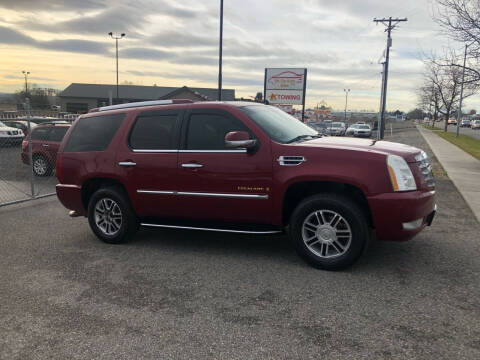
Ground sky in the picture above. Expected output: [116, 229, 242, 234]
[0, 0, 474, 111]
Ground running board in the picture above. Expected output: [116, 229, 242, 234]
[140, 223, 282, 235]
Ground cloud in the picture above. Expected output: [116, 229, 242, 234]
[0, 0, 105, 11]
[0, 26, 109, 54]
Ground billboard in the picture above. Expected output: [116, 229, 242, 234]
[264, 68, 307, 107]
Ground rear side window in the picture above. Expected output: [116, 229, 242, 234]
[64, 114, 125, 152]
[31, 128, 50, 141]
[129, 114, 177, 150]
[49, 127, 69, 142]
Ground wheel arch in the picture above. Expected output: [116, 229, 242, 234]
[81, 177, 129, 211]
[282, 180, 374, 229]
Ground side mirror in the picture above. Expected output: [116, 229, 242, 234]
[225, 131, 257, 149]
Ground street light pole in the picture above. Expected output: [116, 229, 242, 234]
[218, 0, 223, 101]
[22, 70, 30, 97]
[108, 32, 125, 101]
[344, 88, 350, 121]
[456, 43, 468, 138]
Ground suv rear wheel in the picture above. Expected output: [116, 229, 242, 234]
[33, 155, 52, 176]
[290, 194, 368, 270]
[87, 186, 139, 244]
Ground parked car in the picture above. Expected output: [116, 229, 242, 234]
[472, 120, 480, 129]
[21, 123, 71, 176]
[345, 124, 360, 136]
[460, 119, 471, 127]
[327, 122, 346, 136]
[55, 100, 436, 270]
[447, 118, 457, 125]
[353, 124, 372, 138]
[2, 120, 37, 136]
[0, 121, 24, 146]
[307, 121, 327, 135]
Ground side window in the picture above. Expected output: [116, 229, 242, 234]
[31, 128, 51, 141]
[49, 127, 69, 142]
[129, 114, 177, 150]
[64, 113, 125, 152]
[186, 114, 249, 150]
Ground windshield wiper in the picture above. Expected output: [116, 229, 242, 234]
[287, 134, 321, 143]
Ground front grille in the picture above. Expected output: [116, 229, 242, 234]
[415, 151, 435, 188]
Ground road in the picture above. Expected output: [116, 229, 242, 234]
[433, 121, 480, 140]
[1, 127, 479, 359]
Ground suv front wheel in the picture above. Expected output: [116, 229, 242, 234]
[87, 186, 139, 244]
[290, 194, 369, 270]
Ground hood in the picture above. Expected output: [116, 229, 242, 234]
[296, 136, 421, 162]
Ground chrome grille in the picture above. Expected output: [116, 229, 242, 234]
[415, 151, 434, 188]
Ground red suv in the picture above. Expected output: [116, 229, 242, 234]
[22, 122, 71, 176]
[56, 100, 436, 270]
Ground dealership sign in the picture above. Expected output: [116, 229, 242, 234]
[264, 68, 307, 106]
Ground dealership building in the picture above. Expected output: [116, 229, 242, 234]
[58, 83, 236, 113]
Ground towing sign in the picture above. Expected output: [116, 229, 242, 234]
[264, 68, 307, 106]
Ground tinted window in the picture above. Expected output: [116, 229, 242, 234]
[129, 114, 177, 150]
[186, 113, 249, 150]
[31, 128, 51, 141]
[49, 127, 69, 142]
[64, 114, 125, 152]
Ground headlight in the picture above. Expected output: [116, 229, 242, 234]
[387, 154, 417, 191]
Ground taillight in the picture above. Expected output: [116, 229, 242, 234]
[56, 154, 63, 182]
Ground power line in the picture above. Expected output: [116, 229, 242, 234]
[373, 17, 408, 139]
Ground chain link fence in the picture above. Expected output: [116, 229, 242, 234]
[0, 99, 75, 206]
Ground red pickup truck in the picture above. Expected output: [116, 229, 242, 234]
[56, 100, 436, 270]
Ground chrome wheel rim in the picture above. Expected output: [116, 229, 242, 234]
[94, 198, 122, 236]
[302, 210, 352, 258]
[33, 158, 47, 175]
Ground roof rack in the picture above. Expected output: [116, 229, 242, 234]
[89, 99, 195, 113]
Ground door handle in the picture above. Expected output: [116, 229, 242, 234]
[118, 161, 137, 167]
[42, 144, 49, 147]
[181, 163, 203, 168]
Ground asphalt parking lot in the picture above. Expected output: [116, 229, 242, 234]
[1, 127, 479, 359]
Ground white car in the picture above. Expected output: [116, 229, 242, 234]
[346, 124, 371, 138]
[472, 120, 480, 130]
[0, 121, 24, 146]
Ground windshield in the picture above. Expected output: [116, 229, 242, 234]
[331, 123, 342, 127]
[240, 105, 318, 143]
[359, 125, 370, 129]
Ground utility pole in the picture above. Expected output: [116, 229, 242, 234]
[373, 17, 407, 139]
[344, 89, 350, 121]
[218, 0, 224, 101]
[108, 32, 125, 101]
[456, 43, 468, 138]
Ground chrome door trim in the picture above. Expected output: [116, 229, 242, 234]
[181, 163, 204, 168]
[136, 190, 268, 199]
[118, 161, 137, 166]
[179, 149, 247, 153]
[177, 191, 268, 199]
[132, 149, 178, 153]
[137, 190, 175, 195]
[130, 149, 247, 153]
[141, 223, 281, 234]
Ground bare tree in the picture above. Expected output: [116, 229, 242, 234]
[434, 0, 480, 82]
[423, 51, 477, 131]
[417, 81, 442, 126]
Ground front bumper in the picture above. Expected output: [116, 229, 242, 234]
[368, 190, 436, 242]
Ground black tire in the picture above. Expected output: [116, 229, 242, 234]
[87, 186, 139, 244]
[290, 193, 369, 270]
[32, 154, 52, 177]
